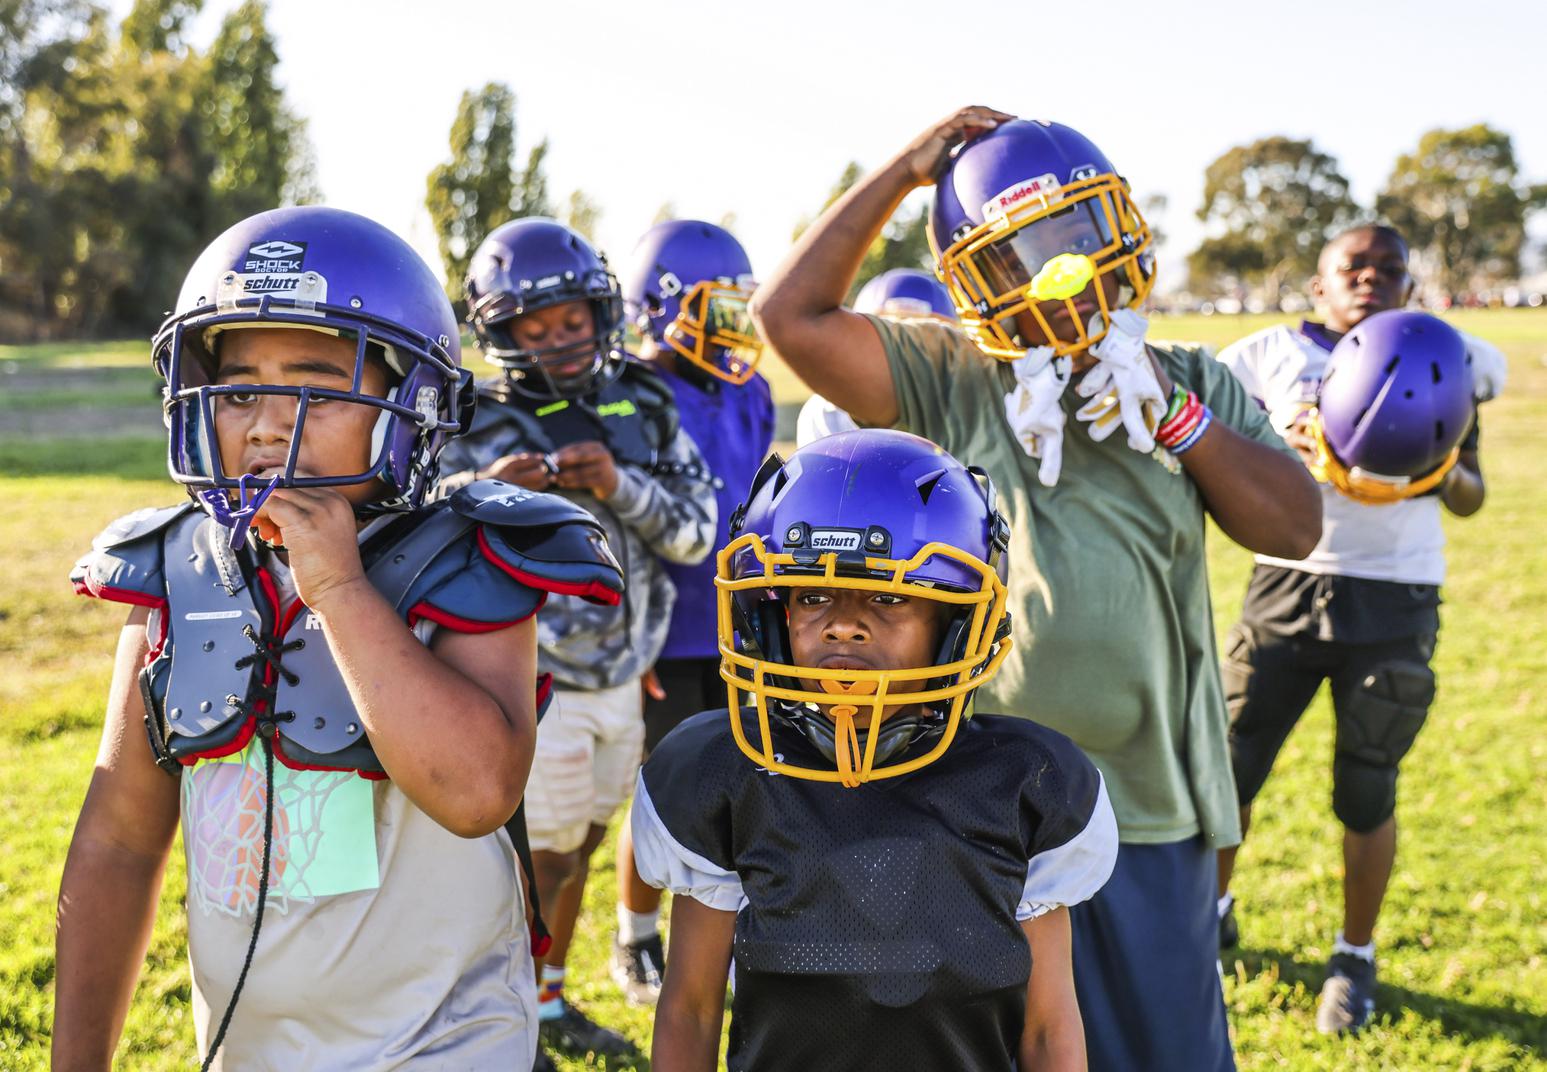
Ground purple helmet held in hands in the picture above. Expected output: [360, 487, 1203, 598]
[1311, 309, 1475, 503]
[853, 268, 958, 323]
[622, 219, 762, 386]
[929, 119, 1155, 361]
[717, 429, 1012, 787]
[466, 217, 627, 398]
[154, 206, 472, 537]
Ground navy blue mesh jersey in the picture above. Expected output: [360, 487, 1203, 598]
[634, 708, 1117, 1072]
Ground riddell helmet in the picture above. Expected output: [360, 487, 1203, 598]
[1309, 309, 1475, 504]
[718, 429, 1013, 787]
[466, 217, 626, 398]
[154, 206, 472, 537]
[622, 219, 762, 386]
[930, 119, 1155, 361]
[853, 268, 958, 323]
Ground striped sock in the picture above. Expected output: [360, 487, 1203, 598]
[537, 965, 565, 1021]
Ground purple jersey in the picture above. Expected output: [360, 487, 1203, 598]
[659, 369, 776, 660]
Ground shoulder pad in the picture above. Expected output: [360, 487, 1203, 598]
[617, 359, 680, 441]
[449, 480, 624, 605]
[70, 502, 196, 606]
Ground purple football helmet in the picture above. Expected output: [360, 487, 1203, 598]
[622, 219, 762, 386]
[929, 119, 1155, 360]
[466, 217, 626, 398]
[717, 429, 1013, 785]
[154, 206, 471, 540]
[1313, 309, 1475, 502]
[853, 268, 958, 322]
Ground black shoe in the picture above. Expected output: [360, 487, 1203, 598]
[539, 1003, 637, 1057]
[532, 1047, 558, 1072]
[1316, 952, 1377, 1035]
[611, 931, 666, 1006]
[1219, 898, 1239, 950]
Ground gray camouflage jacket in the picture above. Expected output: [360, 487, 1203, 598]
[434, 370, 717, 690]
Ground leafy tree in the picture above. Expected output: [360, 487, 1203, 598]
[1377, 124, 1546, 298]
[202, 0, 317, 225]
[425, 83, 555, 300]
[564, 188, 602, 242]
[794, 162, 931, 300]
[1188, 136, 1357, 298]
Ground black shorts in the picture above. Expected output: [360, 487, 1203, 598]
[643, 656, 724, 753]
[1225, 565, 1439, 809]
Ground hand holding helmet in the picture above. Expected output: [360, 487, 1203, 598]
[1464, 334, 1508, 403]
[1308, 310, 1474, 504]
[894, 105, 1016, 186]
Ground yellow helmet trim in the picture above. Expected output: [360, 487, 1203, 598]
[715, 533, 1012, 786]
[931, 172, 1155, 361]
[1306, 408, 1459, 505]
[663, 279, 763, 385]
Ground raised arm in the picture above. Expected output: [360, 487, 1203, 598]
[54, 608, 183, 1072]
[750, 106, 1013, 427]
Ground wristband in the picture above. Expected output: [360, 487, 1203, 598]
[1156, 390, 1203, 446]
[1169, 406, 1213, 455]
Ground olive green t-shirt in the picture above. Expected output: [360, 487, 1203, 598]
[868, 314, 1294, 847]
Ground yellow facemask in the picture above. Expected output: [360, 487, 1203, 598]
[931, 172, 1155, 361]
[663, 280, 764, 385]
[716, 533, 1012, 787]
[1306, 407, 1458, 505]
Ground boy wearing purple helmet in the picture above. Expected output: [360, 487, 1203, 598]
[1214, 224, 1492, 1035]
[610, 219, 776, 1005]
[53, 207, 623, 1070]
[638, 429, 1118, 1071]
[753, 107, 1323, 1071]
[437, 217, 717, 1065]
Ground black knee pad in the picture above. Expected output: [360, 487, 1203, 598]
[1332, 660, 1435, 832]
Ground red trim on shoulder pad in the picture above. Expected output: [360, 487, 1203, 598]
[532, 930, 553, 958]
[535, 672, 553, 711]
[272, 736, 389, 780]
[476, 527, 622, 607]
[182, 716, 258, 764]
[76, 578, 167, 610]
[407, 600, 538, 634]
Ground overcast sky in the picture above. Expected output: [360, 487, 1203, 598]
[120, 0, 1547, 290]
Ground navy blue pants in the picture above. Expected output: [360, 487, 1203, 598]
[1069, 836, 1234, 1072]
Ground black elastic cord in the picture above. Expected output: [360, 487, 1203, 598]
[200, 733, 275, 1071]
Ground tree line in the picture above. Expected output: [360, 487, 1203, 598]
[3, 9, 1543, 342]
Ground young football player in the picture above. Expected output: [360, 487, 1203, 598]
[53, 206, 623, 1071]
[796, 268, 958, 446]
[610, 219, 775, 1004]
[436, 217, 717, 1063]
[637, 428, 1118, 1072]
[1214, 225, 1493, 1034]
[751, 107, 1324, 1071]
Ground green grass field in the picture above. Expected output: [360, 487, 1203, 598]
[2, 311, 1543, 1069]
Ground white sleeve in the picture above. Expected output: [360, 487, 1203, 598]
[630, 772, 746, 912]
[1213, 335, 1264, 404]
[1460, 331, 1507, 403]
[795, 394, 860, 447]
[1015, 773, 1119, 921]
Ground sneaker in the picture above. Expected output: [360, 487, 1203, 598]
[1316, 952, 1377, 1035]
[1219, 899, 1239, 950]
[539, 1002, 637, 1057]
[611, 931, 666, 1005]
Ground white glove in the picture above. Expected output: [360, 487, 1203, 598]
[1463, 333, 1507, 403]
[1003, 346, 1071, 487]
[1074, 308, 1165, 453]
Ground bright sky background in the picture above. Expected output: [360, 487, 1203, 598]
[128, 0, 1547, 291]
